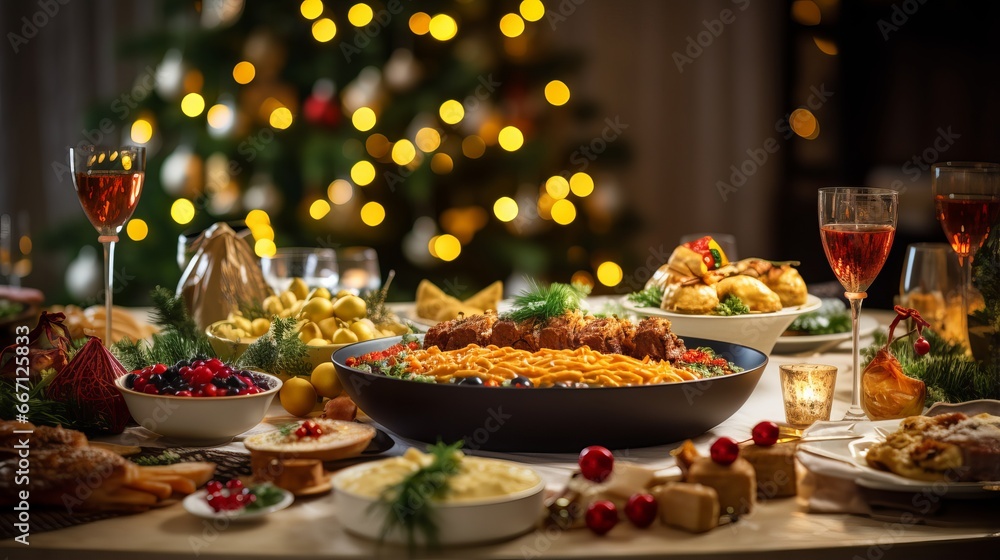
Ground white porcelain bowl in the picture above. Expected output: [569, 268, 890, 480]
[624, 294, 823, 354]
[332, 458, 545, 546]
[115, 371, 281, 444]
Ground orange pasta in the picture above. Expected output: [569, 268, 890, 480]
[407, 344, 699, 387]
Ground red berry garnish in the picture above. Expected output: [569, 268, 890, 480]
[585, 500, 619, 535]
[578, 446, 615, 483]
[206, 358, 225, 372]
[132, 378, 149, 392]
[175, 390, 192, 397]
[295, 426, 308, 438]
[205, 480, 223, 494]
[203, 383, 218, 397]
[216, 388, 229, 397]
[225, 479, 244, 491]
[914, 336, 930, 356]
[142, 384, 160, 395]
[152, 363, 168, 375]
[624, 493, 658, 528]
[710, 437, 740, 466]
[192, 366, 213, 387]
[751, 421, 780, 447]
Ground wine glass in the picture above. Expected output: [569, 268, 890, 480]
[69, 146, 146, 345]
[260, 247, 339, 294]
[818, 187, 898, 421]
[931, 162, 1000, 352]
[899, 242, 962, 343]
[336, 246, 381, 294]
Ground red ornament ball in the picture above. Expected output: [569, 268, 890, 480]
[914, 336, 930, 356]
[624, 493, 658, 528]
[585, 500, 619, 535]
[578, 446, 615, 483]
[710, 437, 740, 466]
[751, 421, 780, 447]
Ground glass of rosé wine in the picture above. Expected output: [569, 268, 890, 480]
[932, 162, 1000, 353]
[69, 146, 146, 346]
[818, 187, 897, 421]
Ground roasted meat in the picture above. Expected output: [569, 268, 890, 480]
[631, 317, 686, 362]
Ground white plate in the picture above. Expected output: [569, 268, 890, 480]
[798, 419, 998, 497]
[621, 293, 822, 320]
[182, 487, 294, 521]
[772, 314, 880, 355]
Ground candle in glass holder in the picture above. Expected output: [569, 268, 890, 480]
[779, 364, 837, 427]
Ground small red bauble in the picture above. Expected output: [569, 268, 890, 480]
[914, 336, 930, 356]
[585, 500, 619, 535]
[710, 437, 740, 465]
[578, 446, 615, 483]
[624, 493, 658, 528]
[751, 421, 780, 447]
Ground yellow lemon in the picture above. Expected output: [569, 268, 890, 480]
[302, 297, 335, 323]
[298, 321, 323, 343]
[279, 291, 298, 309]
[331, 327, 359, 344]
[309, 286, 332, 300]
[251, 318, 271, 336]
[349, 320, 376, 341]
[289, 277, 310, 300]
[279, 377, 317, 417]
[310, 362, 343, 398]
[332, 294, 367, 321]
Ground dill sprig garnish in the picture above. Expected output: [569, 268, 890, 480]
[236, 317, 311, 378]
[133, 450, 181, 466]
[627, 285, 664, 308]
[373, 441, 464, 552]
[504, 281, 589, 323]
[362, 270, 395, 325]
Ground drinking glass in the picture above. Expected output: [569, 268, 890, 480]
[69, 146, 146, 345]
[898, 242, 962, 344]
[818, 187, 897, 421]
[336, 246, 381, 294]
[931, 162, 1000, 351]
[260, 247, 338, 293]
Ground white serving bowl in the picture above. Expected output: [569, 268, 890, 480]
[625, 294, 823, 354]
[332, 458, 545, 546]
[115, 371, 282, 445]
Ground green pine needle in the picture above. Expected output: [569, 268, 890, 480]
[505, 281, 589, 323]
[236, 317, 311, 378]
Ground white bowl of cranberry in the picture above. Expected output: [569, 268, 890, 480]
[115, 358, 282, 444]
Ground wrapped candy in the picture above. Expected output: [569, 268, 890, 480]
[861, 307, 929, 420]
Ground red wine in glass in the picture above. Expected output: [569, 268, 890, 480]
[819, 224, 895, 293]
[934, 194, 1000, 257]
[74, 171, 144, 234]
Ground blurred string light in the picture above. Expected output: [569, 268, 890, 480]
[544, 80, 570, 106]
[245, 209, 270, 228]
[434, 234, 461, 261]
[791, 0, 821, 25]
[255, 238, 277, 258]
[499, 13, 525, 38]
[550, 198, 576, 225]
[352, 106, 377, 131]
[309, 199, 331, 219]
[269, 106, 293, 129]
[571, 270, 595, 290]
[790, 108, 820, 139]
[130, 119, 153, 144]
[545, 176, 569, 199]
[327, 179, 353, 205]
[813, 37, 838, 55]
[351, 160, 376, 185]
[348, 3, 373, 26]
[181, 93, 205, 117]
[428, 14, 457, 41]
[596, 261, 623, 287]
[300, 0, 323, 20]
[409, 12, 430, 35]
[361, 201, 385, 226]
[391, 139, 416, 165]
[366, 134, 390, 158]
[497, 126, 523, 151]
[415, 128, 441, 152]
[312, 18, 337, 42]
[126, 219, 148, 241]
[519, 0, 545, 22]
[537, 192, 555, 220]
[232, 61, 255, 84]
[462, 136, 486, 158]
[493, 197, 518, 222]
[207, 103, 234, 131]
[170, 198, 195, 224]
[430, 153, 453, 173]
[439, 99, 464, 124]
[570, 172, 594, 197]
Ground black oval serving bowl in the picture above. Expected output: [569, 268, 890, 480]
[332, 336, 767, 452]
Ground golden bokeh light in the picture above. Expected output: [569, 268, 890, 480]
[439, 99, 464, 124]
[813, 36, 838, 55]
[497, 126, 524, 151]
[391, 139, 417, 165]
[550, 198, 576, 225]
[309, 199, 331, 220]
[544, 80, 571, 106]
[130, 119, 153, 144]
[499, 13, 525, 38]
[415, 128, 442, 152]
[520, 0, 545, 21]
[327, 179, 353, 205]
[462, 136, 486, 158]
[434, 234, 461, 261]
[790, 108, 819, 139]
[570, 172, 595, 197]
[493, 197, 519, 222]
[351, 160, 377, 186]
[312, 18, 337, 42]
[300, 0, 323, 20]
[170, 198, 196, 225]
[348, 3, 373, 26]
[366, 133, 390, 158]
[245, 209, 270, 228]
[18, 236, 31, 255]
[254, 238, 277, 258]
[596, 261, 623, 287]
[545, 176, 570, 199]
[269, 107, 293, 129]
[126, 219, 148, 241]
[428, 14, 458, 41]
[250, 223, 274, 241]
[537, 192, 555, 220]
[571, 270, 595, 290]
[232, 61, 255, 84]
[351, 106, 377, 131]
[431, 153, 454, 174]
[360, 201, 385, 226]
[791, 0, 821, 25]
[427, 235, 440, 258]
[180, 93, 205, 117]
[206, 104, 233, 130]
[409, 12, 431, 35]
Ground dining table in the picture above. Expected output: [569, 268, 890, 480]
[3, 308, 998, 560]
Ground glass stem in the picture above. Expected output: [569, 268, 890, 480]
[958, 254, 971, 354]
[101, 238, 116, 346]
[845, 292, 866, 420]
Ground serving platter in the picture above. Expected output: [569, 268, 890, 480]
[622, 294, 822, 320]
[182, 487, 294, 521]
[773, 314, 879, 355]
[332, 336, 767, 452]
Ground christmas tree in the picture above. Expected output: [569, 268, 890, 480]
[57, 0, 637, 304]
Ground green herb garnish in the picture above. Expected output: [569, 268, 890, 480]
[373, 441, 464, 552]
[505, 281, 589, 323]
[714, 295, 750, 316]
[627, 285, 664, 308]
[237, 317, 311, 378]
[133, 451, 181, 466]
[363, 270, 395, 326]
[0, 299, 24, 319]
[246, 483, 286, 511]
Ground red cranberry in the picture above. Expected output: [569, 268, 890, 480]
[710, 437, 740, 466]
[226, 479, 243, 491]
[192, 366, 213, 386]
[203, 383, 218, 397]
[193, 389, 205, 397]
[914, 336, 930, 356]
[216, 388, 229, 397]
[206, 358, 224, 372]
[133, 378, 149, 392]
[142, 384, 160, 395]
[205, 480, 223, 494]
[175, 390, 192, 397]
[295, 426, 308, 438]
[752, 421, 780, 447]
[152, 363, 168, 375]
[578, 446, 615, 483]
[585, 500, 619, 535]
[624, 493, 658, 528]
